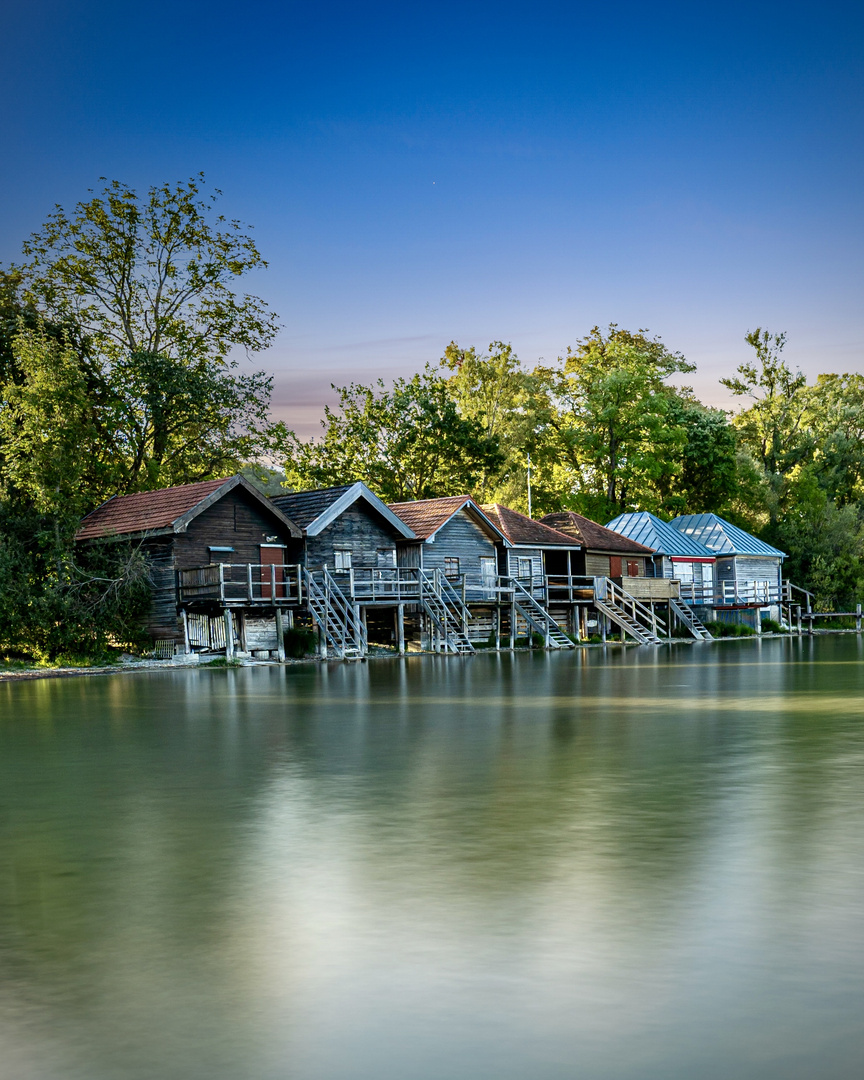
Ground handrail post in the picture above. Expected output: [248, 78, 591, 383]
[271, 563, 277, 602]
[247, 563, 253, 601]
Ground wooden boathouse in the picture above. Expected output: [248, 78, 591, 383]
[75, 476, 304, 656]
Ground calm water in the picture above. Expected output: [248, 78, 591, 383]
[1, 637, 863, 1080]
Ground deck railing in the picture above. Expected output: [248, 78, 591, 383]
[178, 563, 304, 605]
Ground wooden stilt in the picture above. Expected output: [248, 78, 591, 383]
[396, 604, 405, 655]
[181, 608, 191, 655]
[494, 606, 500, 651]
[224, 609, 235, 660]
[275, 608, 286, 661]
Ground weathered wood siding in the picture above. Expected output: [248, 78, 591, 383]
[145, 540, 181, 638]
[173, 487, 301, 569]
[585, 553, 611, 576]
[620, 576, 679, 600]
[505, 548, 543, 579]
[397, 542, 421, 568]
[734, 556, 782, 588]
[420, 511, 499, 586]
[305, 503, 403, 569]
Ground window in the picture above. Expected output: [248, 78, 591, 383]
[334, 550, 352, 570]
[675, 561, 694, 582]
[444, 557, 460, 579]
[627, 561, 640, 577]
[377, 548, 396, 568]
[517, 557, 533, 580]
[208, 546, 234, 564]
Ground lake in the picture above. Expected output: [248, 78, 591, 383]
[1, 636, 863, 1079]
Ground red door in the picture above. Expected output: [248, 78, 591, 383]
[609, 556, 623, 577]
[260, 545, 286, 600]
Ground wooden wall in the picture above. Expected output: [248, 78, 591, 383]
[305, 503, 404, 569]
[419, 511, 499, 586]
[174, 487, 302, 568]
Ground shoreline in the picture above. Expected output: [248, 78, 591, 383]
[1, 629, 859, 684]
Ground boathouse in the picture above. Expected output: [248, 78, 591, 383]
[539, 511, 653, 577]
[606, 511, 717, 604]
[388, 496, 509, 600]
[75, 476, 303, 653]
[669, 514, 785, 607]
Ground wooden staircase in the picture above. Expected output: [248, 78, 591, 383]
[508, 578, 575, 649]
[669, 597, 712, 640]
[594, 577, 663, 645]
[304, 569, 367, 658]
[419, 570, 475, 654]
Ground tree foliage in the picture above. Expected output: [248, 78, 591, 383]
[278, 366, 503, 502]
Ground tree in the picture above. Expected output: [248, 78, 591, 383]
[440, 340, 539, 507]
[535, 326, 695, 520]
[721, 328, 810, 522]
[9, 175, 279, 494]
[278, 366, 503, 501]
[654, 396, 739, 516]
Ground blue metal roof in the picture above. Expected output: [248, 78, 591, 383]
[669, 513, 786, 558]
[605, 511, 716, 559]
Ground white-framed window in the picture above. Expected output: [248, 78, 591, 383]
[517, 557, 533, 579]
[444, 557, 460, 579]
[334, 549, 352, 570]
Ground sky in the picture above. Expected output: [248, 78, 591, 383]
[1, 0, 862, 436]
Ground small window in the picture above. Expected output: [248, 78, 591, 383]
[377, 548, 396, 568]
[208, 546, 234, 564]
[517, 557, 533, 579]
[444, 557, 460, 579]
[627, 561, 640, 577]
[334, 550, 352, 570]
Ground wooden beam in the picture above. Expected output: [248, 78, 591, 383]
[275, 608, 286, 662]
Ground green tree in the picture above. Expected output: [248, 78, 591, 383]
[721, 328, 810, 522]
[805, 373, 864, 506]
[10, 175, 278, 494]
[278, 366, 503, 501]
[440, 340, 539, 507]
[655, 396, 739, 515]
[535, 326, 695, 519]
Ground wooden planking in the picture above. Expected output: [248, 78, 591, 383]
[506, 548, 543, 578]
[305, 503, 404, 569]
[419, 511, 499, 586]
[174, 486, 301, 568]
[734, 555, 781, 587]
[585, 553, 611, 576]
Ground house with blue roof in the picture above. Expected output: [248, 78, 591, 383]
[606, 511, 717, 605]
[669, 513, 785, 606]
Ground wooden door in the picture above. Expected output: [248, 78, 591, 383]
[609, 555, 623, 578]
[260, 545, 286, 600]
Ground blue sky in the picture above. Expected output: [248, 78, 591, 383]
[1, 0, 862, 435]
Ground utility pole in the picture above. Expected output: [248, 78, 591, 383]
[527, 453, 532, 518]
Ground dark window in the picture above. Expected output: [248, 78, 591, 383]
[444, 557, 460, 579]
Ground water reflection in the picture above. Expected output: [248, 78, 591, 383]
[0, 637, 863, 1079]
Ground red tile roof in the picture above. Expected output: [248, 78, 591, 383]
[389, 496, 496, 540]
[540, 511, 655, 555]
[481, 503, 580, 547]
[75, 478, 233, 540]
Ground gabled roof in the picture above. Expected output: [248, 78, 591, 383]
[388, 496, 509, 544]
[669, 513, 786, 558]
[606, 511, 716, 559]
[481, 503, 581, 548]
[76, 475, 302, 541]
[272, 482, 415, 539]
[540, 511, 655, 555]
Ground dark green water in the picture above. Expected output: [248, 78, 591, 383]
[1, 636, 863, 1080]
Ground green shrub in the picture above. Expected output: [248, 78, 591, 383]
[760, 618, 786, 634]
[284, 626, 318, 658]
[703, 620, 756, 638]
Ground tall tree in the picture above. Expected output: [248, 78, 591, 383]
[534, 326, 695, 519]
[9, 175, 278, 494]
[278, 366, 503, 502]
[720, 328, 810, 522]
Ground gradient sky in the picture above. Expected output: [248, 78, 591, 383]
[2, 0, 862, 436]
